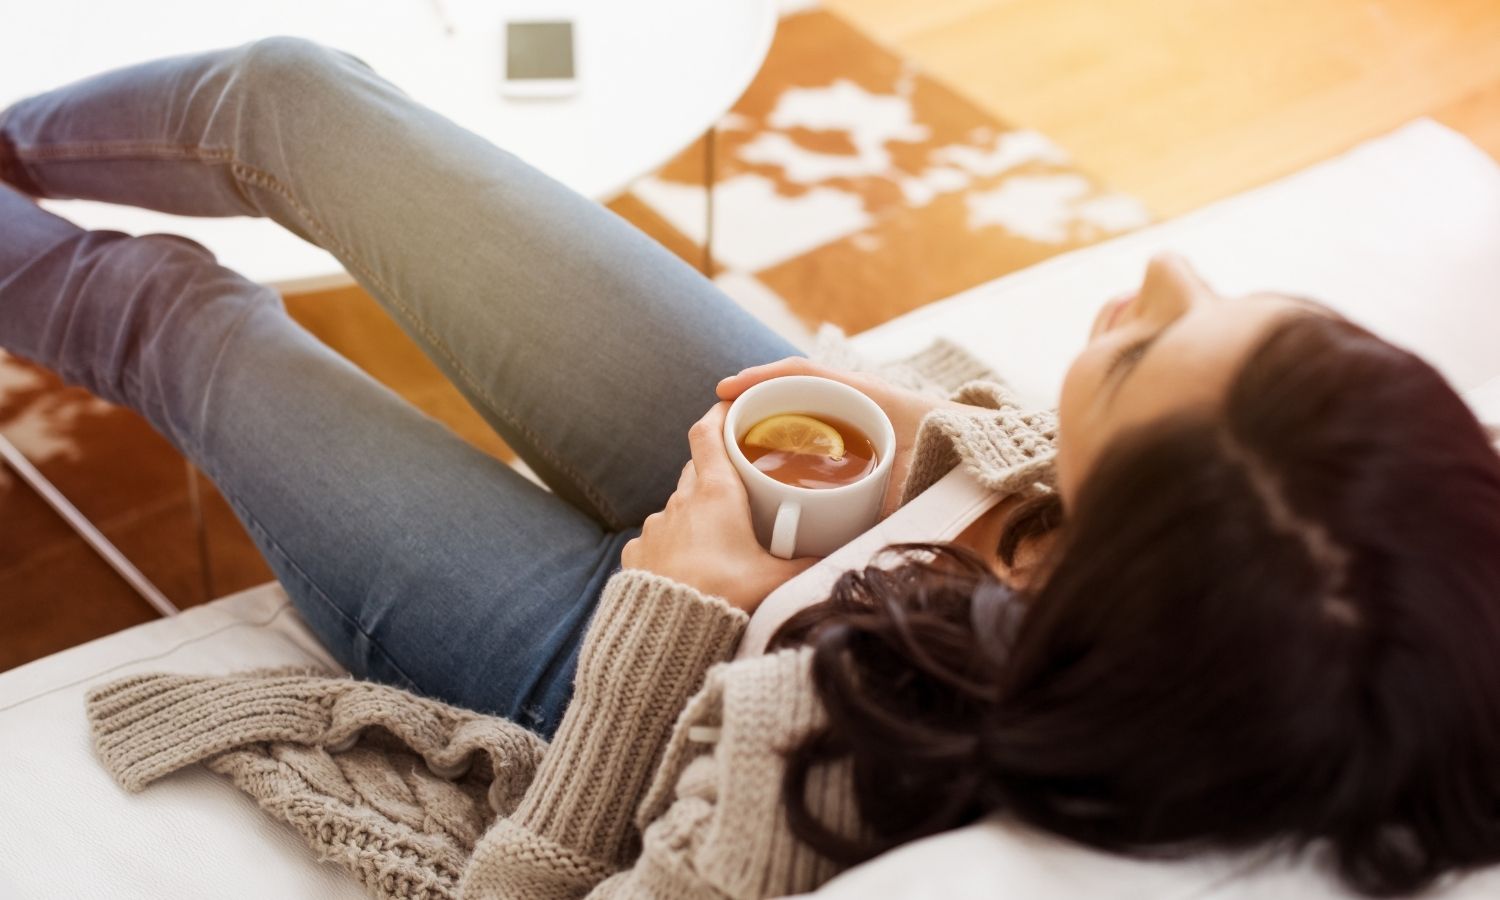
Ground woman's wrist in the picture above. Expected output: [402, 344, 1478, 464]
[575, 568, 747, 690]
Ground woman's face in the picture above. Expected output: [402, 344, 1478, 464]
[1055, 253, 1320, 503]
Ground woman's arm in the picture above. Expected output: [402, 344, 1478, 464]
[461, 403, 816, 898]
[460, 567, 748, 898]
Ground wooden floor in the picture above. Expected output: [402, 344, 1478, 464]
[3, 0, 1498, 670]
[825, 0, 1500, 216]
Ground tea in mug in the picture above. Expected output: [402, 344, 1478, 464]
[738, 413, 877, 489]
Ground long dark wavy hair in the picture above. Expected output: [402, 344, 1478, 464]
[768, 313, 1500, 897]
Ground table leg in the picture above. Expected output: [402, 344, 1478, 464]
[0, 433, 179, 617]
[702, 120, 718, 276]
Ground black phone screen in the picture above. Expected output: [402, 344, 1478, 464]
[506, 21, 575, 80]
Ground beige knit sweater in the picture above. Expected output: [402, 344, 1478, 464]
[85, 332, 1058, 900]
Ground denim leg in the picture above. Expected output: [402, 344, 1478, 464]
[0, 183, 626, 737]
[0, 36, 802, 530]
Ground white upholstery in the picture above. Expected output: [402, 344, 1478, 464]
[804, 817, 1500, 899]
[2, 118, 1498, 898]
[0, 587, 361, 899]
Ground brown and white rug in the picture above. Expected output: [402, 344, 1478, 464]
[0, 2, 1149, 668]
[611, 4, 1150, 342]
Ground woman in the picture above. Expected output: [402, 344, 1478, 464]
[9, 38, 1500, 899]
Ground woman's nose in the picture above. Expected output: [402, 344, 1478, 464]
[1136, 252, 1218, 321]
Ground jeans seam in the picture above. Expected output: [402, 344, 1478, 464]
[12, 138, 625, 528]
[14, 142, 233, 162]
[225, 159, 625, 529]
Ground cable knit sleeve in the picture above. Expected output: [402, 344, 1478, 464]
[460, 568, 748, 899]
[580, 648, 861, 900]
[897, 379, 1059, 506]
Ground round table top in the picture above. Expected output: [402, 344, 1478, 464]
[3, 0, 775, 291]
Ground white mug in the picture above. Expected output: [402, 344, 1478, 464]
[723, 375, 896, 559]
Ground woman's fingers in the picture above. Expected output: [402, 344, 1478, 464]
[686, 402, 737, 489]
[715, 356, 826, 400]
[621, 402, 829, 612]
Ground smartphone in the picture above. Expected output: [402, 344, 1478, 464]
[500, 19, 578, 98]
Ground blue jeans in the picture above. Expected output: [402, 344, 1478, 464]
[0, 37, 799, 738]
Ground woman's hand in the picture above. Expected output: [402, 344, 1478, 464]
[621, 402, 818, 614]
[717, 357, 967, 517]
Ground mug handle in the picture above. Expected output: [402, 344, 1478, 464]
[769, 501, 801, 559]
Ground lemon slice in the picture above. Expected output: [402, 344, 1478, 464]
[743, 414, 845, 460]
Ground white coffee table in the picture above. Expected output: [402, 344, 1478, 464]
[2, 0, 775, 292]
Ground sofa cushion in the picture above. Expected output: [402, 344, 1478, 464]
[0, 586, 365, 900]
[804, 816, 1500, 899]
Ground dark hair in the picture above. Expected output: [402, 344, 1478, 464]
[770, 313, 1500, 897]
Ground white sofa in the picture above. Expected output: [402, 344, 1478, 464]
[3, 119, 1498, 899]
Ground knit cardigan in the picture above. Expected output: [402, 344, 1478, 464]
[85, 330, 1059, 900]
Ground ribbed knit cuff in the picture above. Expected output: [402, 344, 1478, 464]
[86, 669, 338, 792]
[461, 818, 618, 900]
[86, 668, 547, 801]
[511, 568, 748, 868]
